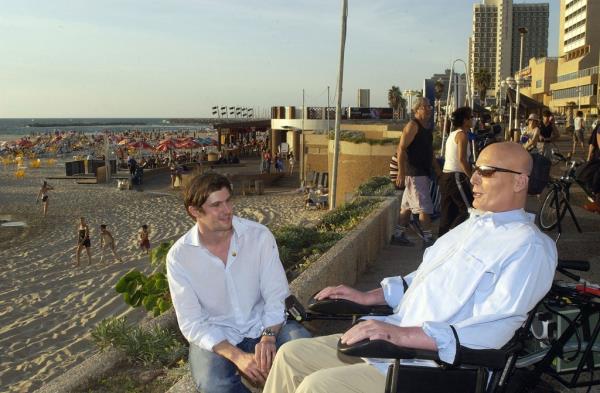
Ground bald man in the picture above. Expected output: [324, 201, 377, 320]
[263, 143, 557, 393]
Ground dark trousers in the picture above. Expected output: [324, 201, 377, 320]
[438, 172, 473, 236]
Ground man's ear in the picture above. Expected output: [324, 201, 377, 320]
[188, 206, 202, 218]
[514, 174, 529, 193]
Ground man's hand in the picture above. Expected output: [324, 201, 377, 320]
[340, 320, 438, 352]
[314, 284, 367, 304]
[254, 336, 277, 374]
[232, 351, 267, 386]
[340, 319, 398, 346]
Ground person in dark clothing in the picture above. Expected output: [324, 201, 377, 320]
[438, 107, 473, 236]
[391, 97, 441, 248]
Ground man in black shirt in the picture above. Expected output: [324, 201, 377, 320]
[392, 97, 440, 248]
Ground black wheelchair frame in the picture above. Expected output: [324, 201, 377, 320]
[286, 259, 599, 393]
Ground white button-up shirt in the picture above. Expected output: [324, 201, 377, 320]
[166, 216, 289, 352]
[369, 209, 557, 372]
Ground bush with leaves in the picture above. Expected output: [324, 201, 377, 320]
[318, 198, 380, 231]
[273, 226, 342, 274]
[114, 241, 174, 316]
[91, 317, 186, 366]
[356, 176, 396, 197]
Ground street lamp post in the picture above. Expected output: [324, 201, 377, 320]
[514, 27, 528, 131]
[506, 77, 516, 140]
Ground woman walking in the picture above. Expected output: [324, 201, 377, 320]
[438, 107, 473, 236]
[75, 217, 92, 267]
[36, 180, 54, 217]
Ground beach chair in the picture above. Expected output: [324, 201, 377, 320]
[15, 168, 26, 179]
[30, 159, 41, 169]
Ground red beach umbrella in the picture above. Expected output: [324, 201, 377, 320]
[129, 141, 154, 150]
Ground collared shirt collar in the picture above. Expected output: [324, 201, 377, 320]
[182, 216, 247, 247]
[468, 208, 533, 227]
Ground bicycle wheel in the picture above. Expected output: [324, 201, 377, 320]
[537, 187, 568, 231]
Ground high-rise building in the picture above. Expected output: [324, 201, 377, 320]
[357, 89, 370, 108]
[549, 0, 600, 116]
[469, 0, 549, 102]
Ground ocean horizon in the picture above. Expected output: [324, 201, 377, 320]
[0, 118, 216, 141]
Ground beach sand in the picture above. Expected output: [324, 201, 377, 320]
[0, 161, 323, 392]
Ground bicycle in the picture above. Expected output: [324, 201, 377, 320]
[535, 152, 595, 236]
[516, 259, 600, 392]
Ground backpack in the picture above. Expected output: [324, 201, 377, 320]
[528, 153, 551, 195]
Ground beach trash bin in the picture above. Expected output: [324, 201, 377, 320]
[255, 180, 264, 195]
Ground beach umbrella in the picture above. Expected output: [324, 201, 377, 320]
[129, 141, 154, 150]
[156, 143, 174, 152]
[17, 139, 34, 148]
[175, 139, 201, 149]
[117, 139, 131, 146]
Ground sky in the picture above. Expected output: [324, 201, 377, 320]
[0, 0, 559, 118]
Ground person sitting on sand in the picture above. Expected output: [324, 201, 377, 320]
[75, 217, 92, 267]
[99, 224, 122, 263]
[139, 224, 150, 254]
[36, 180, 54, 217]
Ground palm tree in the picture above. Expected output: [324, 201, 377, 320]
[474, 69, 492, 105]
[388, 86, 406, 120]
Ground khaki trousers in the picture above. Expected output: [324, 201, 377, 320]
[263, 334, 386, 393]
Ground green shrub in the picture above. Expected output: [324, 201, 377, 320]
[356, 176, 396, 197]
[91, 317, 186, 366]
[318, 198, 380, 231]
[115, 270, 172, 317]
[327, 131, 398, 145]
[273, 226, 342, 273]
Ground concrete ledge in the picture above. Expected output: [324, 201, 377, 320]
[289, 196, 399, 304]
[39, 197, 399, 393]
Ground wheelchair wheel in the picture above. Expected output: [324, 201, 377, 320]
[537, 188, 567, 231]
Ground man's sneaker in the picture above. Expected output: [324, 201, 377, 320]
[390, 233, 414, 246]
[422, 237, 435, 250]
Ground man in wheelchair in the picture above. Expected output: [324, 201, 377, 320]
[263, 143, 558, 393]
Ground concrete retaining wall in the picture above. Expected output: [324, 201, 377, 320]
[37, 197, 399, 393]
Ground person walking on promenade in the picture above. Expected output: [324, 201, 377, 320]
[99, 224, 122, 263]
[75, 217, 92, 267]
[438, 107, 473, 236]
[573, 110, 586, 156]
[539, 110, 560, 159]
[288, 152, 295, 175]
[166, 172, 310, 393]
[36, 180, 54, 217]
[520, 114, 541, 153]
[138, 224, 150, 254]
[261, 142, 557, 393]
[391, 97, 441, 248]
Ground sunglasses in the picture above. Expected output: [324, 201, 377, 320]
[473, 165, 523, 177]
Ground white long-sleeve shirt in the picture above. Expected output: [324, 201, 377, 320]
[166, 216, 289, 351]
[369, 208, 557, 373]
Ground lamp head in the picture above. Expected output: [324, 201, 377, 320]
[518, 27, 528, 35]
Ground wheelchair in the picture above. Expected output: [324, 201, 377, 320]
[286, 259, 597, 393]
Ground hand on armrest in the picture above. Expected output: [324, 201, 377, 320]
[313, 285, 385, 305]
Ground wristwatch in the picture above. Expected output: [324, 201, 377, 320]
[261, 327, 276, 338]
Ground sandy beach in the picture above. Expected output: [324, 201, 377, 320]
[0, 160, 323, 392]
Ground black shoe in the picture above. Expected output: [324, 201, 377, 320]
[390, 234, 414, 246]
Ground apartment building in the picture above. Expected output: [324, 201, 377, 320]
[470, 0, 549, 102]
[549, 0, 600, 116]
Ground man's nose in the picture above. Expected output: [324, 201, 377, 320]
[471, 171, 480, 186]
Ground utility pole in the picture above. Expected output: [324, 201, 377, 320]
[330, 0, 348, 210]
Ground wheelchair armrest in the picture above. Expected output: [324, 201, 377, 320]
[308, 292, 393, 316]
[338, 339, 519, 370]
[338, 339, 440, 362]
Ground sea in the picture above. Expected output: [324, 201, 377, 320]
[0, 118, 215, 142]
